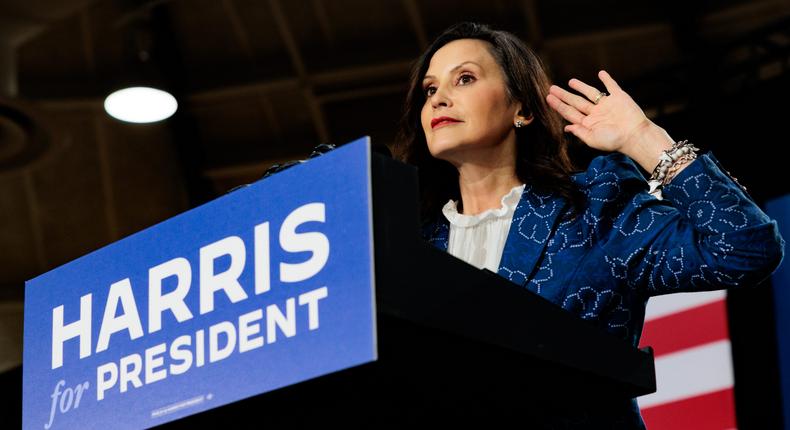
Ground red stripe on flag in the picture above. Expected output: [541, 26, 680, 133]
[639, 299, 729, 357]
[641, 387, 736, 429]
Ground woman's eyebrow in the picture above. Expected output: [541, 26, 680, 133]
[423, 61, 482, 81]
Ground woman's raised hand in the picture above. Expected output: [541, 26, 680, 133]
[546, 70, 652, 155]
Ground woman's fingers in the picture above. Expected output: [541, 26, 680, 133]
[566, 70, 621, 103]
[597, 70, 622, 94]
[549, 84, 594, 115]
[546, 93, 585, 125]
[567, 78, 606, 105]
[565, 123, 594, 144]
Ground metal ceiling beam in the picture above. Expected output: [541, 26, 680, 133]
[542, 23, 670, 49]
[0, 300, 23, 372]
[26, 4, 790, 115]
[222, 0, 255, 62]
[31, 58, 414, 107]
[700, 0, 789, 34]
[258, 93, 284, 144]
[0, 43, 16, 97]
[521, 0, 544, 53]
[269, 0, 330, 143]
[269, 0, 307, 77]
[190, 60, 413, 103]
[311, 0, 335, 46]
[22, 171, 46, 272]
[149, 5, 215, 206]
[79, 10, 95, 73]
[114, 0, 176, 29]
[0, 0, 98, 98]
[204, 155, 298, 181]
[316, 83, 405, 104]
[402, 0, 428, 51]
[308, 59, 413, 86]
[93, 116, 119, 242]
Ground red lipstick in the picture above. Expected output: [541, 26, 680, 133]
[431, 116, 462, 129]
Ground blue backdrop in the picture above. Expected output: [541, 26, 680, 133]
[767, 194, 790, 429]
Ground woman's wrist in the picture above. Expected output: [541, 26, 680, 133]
[620, 120, 675, 172]
[621, 121, 698, 185]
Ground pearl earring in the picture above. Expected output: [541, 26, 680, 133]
[515, 119, 524, 128]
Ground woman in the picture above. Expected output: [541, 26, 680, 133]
[393, 22, 785, 428]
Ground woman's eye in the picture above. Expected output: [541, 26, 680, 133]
[458, 74, 475, 85]
[424, 86, 436, 97]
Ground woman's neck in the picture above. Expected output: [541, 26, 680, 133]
[456, 166, 522, 216]
[444, 134, 522, 216]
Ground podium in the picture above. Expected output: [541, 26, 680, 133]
[22, 138, 654, 429]
[159, 144, 656, 427]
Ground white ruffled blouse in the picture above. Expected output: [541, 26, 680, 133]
[441, 183, 526, 273]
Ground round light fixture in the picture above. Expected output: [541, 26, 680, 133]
[103, 86, 177, 123]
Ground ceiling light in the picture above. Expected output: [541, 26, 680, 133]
[103, 87, 177, 123]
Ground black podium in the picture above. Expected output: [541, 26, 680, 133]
[160, 149, 656, 427]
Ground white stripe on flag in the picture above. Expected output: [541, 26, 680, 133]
[638, 339, 734, 408]
[645, 290, 727, 321]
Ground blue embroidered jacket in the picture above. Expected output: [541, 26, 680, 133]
[422, 152, 785, 347]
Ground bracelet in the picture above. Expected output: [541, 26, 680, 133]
[663, 152, 696, 184]
[649, 139, 699, 186]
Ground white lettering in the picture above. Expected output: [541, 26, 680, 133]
[96, 279, 144, 353]
[149, 257, 194, 333]
[238, 309, 264, 353]
[279, 203, 329, 283]
[119, 354, 143, 394]
[169, 335, 192, 375]
[51, 294, 92, 369]
[299, 286, 328, 330]
[255, 221, 272, 295]
[144, 342, 167, 384]
[196, 329, 205, 367]
[96, 363, 118, 401]
[200, 236, 248, 314]
[266, 298, 296, 343]
[209, 321, 236, 363]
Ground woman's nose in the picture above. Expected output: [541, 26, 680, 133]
[431, 85, 451, 108]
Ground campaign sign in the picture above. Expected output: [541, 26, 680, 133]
[23, 137, 378, 429]
[767, 194, 790, 429]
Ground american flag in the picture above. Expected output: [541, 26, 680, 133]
[638, 290, 737, 429]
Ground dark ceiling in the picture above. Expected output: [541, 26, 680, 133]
[0, 0, 789, 372]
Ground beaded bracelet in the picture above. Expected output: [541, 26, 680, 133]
[649, 139, 699, 186]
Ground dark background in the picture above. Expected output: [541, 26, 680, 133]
[1, 0, 788, 427]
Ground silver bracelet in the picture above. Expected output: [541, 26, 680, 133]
[649, 140, 699, 186]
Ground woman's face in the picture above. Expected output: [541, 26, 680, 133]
[420, 38, 522, 165]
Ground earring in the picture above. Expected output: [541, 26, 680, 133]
[515, 119, 524, 128]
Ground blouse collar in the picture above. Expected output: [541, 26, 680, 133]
[442, 183, 526, 227]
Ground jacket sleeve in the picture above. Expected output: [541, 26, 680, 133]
[584, 151, 785, 297]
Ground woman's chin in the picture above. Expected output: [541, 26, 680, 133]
[429, 146, 470, 168]
[427, 143, 458, 160]
[428, 136, 467, 153]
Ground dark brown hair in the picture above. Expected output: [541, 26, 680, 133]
[392, 22, 585, 224]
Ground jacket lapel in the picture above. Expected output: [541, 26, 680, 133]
[423, 215, 449, 251]
[423, 185, 566, 288]
[496, 185, 567, 287]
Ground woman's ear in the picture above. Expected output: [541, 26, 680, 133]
[515, 106, 534, 127]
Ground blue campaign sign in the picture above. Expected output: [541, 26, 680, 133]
[767, 194, 790, 430]
[23, 137, 378, 429]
